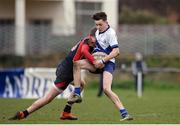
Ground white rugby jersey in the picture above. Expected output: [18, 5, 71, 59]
[94, 26, 119, 63]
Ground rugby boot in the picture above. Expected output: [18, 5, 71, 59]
[8, 111, 25, 120]
[120, 114, 133, 121]
[67, 93, 82, 104]
[60, 112, 78, 120]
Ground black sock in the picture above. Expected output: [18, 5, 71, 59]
[63, 104, 72, 113]
[23, 110, 29, 118]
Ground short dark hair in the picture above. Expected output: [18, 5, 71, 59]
[92, 12, 107, 21]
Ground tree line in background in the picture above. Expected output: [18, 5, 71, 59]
[118, 0, 180, 24]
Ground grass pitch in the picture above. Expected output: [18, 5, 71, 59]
[0, 88, 180, 124]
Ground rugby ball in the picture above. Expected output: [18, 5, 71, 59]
[92, 52, 107, 60]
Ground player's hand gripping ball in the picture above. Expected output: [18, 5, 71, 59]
[92, 52, 107, 69]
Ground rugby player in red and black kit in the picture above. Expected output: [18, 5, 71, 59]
[9, 28, 102, 120]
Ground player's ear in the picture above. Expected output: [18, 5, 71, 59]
[88, 35, 93, 41]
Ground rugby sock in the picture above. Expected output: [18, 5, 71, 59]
[120, 109, 128, 118]
[23, 110, 29, 118]
[74, 87, 81, 95]
[63, 104, 72, 113]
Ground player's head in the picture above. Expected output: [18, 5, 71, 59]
[92, 12, 108, 32]
[135, 52, 143, 61]
[88, 28, 97, 47]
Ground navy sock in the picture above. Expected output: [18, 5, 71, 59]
[120, 109, 128, 118]
[63, 104, 71, 113]
[74, 87, 81, 95]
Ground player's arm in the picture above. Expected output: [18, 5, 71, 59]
[81, 44, 104, 69]
[103, 47, 120, 62]
[103, 30, 120, 63]
[81, 44, 95, 64]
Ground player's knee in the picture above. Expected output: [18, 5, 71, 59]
[103, 87, 111, 95]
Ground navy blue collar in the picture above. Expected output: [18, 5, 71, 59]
[99, 25, 110, 34]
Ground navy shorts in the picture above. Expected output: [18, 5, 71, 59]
[54, 58, 73, 91]
[104, 61, 115, 74]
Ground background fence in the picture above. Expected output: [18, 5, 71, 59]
[0, 24, 180, 57]
[119, 25, 180, 56]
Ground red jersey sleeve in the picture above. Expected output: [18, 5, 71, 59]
[81, 44, 95, 64]
[73, 41, 83, 62]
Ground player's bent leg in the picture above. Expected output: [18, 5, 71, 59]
[73, 59, 95, 87]
[60, 79, 85, 120]
[27, 86, 60, 114]
[70, 59, 96, 104]
[103, 71, 124, 109]
[102, 71, 133, 121]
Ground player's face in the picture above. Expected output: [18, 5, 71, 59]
[88, 37, 96, 47]
[95, 19, 108, 32]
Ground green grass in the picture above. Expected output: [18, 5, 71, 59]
[0, 87, 180, 124]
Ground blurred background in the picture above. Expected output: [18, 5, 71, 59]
[0, 0, 180, 124]
[0, 0, 180, 96]
[0, 0, 180, 97]
[0, 0, 180, 65]
[0, 0, 180, 94]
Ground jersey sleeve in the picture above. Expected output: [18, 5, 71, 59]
[81, 44, 95, 64]
[108, 30, 119, 49]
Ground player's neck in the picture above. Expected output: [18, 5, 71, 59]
[99, 25, 109, 34]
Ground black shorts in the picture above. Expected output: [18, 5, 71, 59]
[54, 58, 73, 91]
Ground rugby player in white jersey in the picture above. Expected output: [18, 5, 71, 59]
[70, 12, 133, 121]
